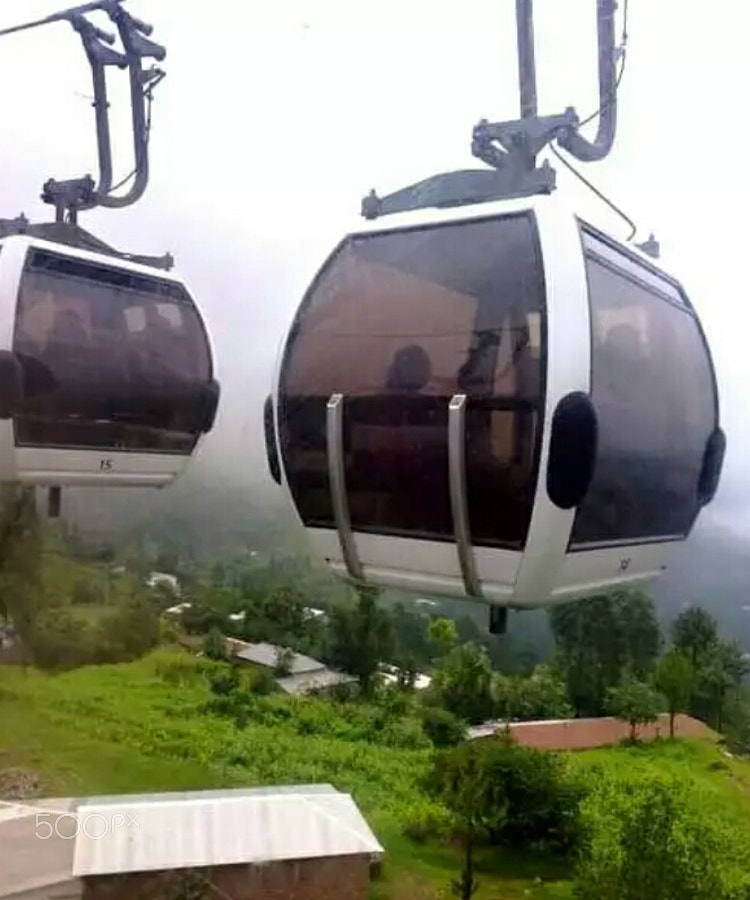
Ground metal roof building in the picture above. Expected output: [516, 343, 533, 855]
[0, 784, 383, 900]
[231, 641, 358, 695]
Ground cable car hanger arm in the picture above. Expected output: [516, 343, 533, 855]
[0, 1, 165, 220]
[362, 0, 622, 220]
[95, 1, 166, 210]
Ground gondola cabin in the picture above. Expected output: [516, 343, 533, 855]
[0, 235, 219, 487]
[267, 199, 725, 611]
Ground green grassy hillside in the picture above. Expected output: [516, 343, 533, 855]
[2, 650, 749, 899]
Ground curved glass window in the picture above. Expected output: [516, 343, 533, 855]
[571, 228, 717, 547]
[278, 212, 546, 549]
[12, 249, 212, 454]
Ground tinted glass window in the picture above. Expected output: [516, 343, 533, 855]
[278, 213, 546, 548]
[571, 233, 716, 547]
[12, 250, 212, 453]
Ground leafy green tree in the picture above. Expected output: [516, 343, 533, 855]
[655, 649, 696, 737]
[326, 587, 394, 695]
[549, 591, 662, 716]
[695, 640, 748, 733]
[606, 678, 663, 742]
[493, 665, 572, 721]
[274, 646, 294, 677]
[202, 627, 227, 661]
[432, 643, 494, 725]
[428, 617, 458, 657]
[426, 741, 493, 899]
[427, 733, 585, 886]
[672, 606, 718, 669]
[28, 607, 98, 670]
[181, 603, 222, 636]
[421, 707, 466, 747]
[390, 602, 432, 671]
[97, 589, 160, 662]
[0, 485, 44, 665]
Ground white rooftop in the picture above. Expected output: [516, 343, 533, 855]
[233, 641, 323, 674]
[0, 785, 383, 897]
[72, 785, 383, 877]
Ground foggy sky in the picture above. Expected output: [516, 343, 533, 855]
[0, 1, 747, 537]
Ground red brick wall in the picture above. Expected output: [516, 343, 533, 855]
[500, 714, 716, 750]
[82, 854, 371, 900]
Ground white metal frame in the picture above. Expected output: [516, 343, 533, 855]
[0, 233, 216, 488]
[272, 197, 692, 608]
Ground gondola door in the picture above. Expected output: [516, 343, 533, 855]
[277, 207, 551, 603]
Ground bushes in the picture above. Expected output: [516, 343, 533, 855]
[421, 707, 466, 747]
[426, 732, 585, 856]
[573, 773, 738, 900]
[401, 798, 453, 843]
[202, 627, 227, 661]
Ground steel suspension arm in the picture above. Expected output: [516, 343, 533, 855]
[557, 0, 619, 162]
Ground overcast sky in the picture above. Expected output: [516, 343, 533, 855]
[0, 1, 747, 535]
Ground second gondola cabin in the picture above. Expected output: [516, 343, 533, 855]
[267, 198, 725, 611]
[0, 233, 219, 487]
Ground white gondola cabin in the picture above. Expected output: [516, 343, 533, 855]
[0, 234, 219, 487]
[266, 199, 725, 612]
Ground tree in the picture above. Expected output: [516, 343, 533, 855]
[274, 646, 294, 677]
[432, 643, 494, 725]
[428, 617, 458, 658]
[426, 741, 493, 899]
[655, 649, 695, 737]
[427, 733, 585, 897]
[97, 587, 160, 662]
[672, 606, 717, 670]
[606, 678, 663, 742]
[695, 640, 748, 733]
[390, 602, 432, 672]
[326, 587, 394, 695]
[0, 485, 44, 665]
[202, 627, 227, 661]
[494, 665, 572, 722]
[549, 591, 662, 716]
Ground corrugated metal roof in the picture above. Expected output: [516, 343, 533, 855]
[72, 788, 383, 877]
[276, 669, 357, 695]
[234, 642, 323, 674]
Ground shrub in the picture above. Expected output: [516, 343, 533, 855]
[401, 799, 453, 843]
[573, 773, 731, 900]
[28, 607, 99, 670]
[427, 732, 586, 856]
[159, 618, 182, 646]
[208, 665, 240, 697]
[246, 666, 276, 696]
[153, 650, 202, 685]
[274, 646, 294, 677]
[421, 707, 466, 747]
[379, 717, 432, 750]
[202, 627, 227, 661]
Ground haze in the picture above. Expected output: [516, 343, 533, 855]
[0, 0, 747, 540]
